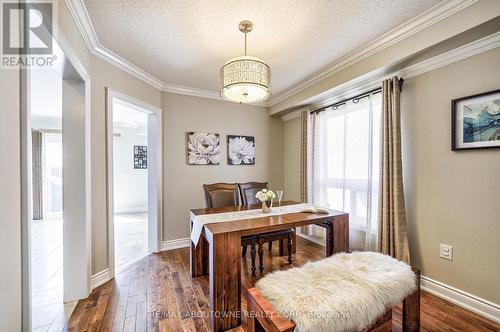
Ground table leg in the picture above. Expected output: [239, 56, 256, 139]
[333, 214, 349, 253]
[190, 235, 209, 277]
[325, 214, 349, 256]
[279, 228, 297, 256]
[209, 231, 241, 331]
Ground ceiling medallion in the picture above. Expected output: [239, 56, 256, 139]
[220, 20, 271, 104]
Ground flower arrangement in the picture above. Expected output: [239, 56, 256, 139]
[256, 189, 275, 213]
[255, 189, 276, 202]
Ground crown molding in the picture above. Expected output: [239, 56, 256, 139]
[269, 0, 478, 107]
[66, 0, 477, 105]
[280, 31, 500, 121]
[161, 83, 222, 100]
[400, 31, 500, 79]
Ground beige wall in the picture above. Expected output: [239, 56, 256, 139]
[162, 92, 284, 241]
[401, 47, 500, 304]
[283, 117, 301, 201]
[89, 56, 161, 274]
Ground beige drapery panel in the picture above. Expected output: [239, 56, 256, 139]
[378, 76, 410, 263]
[32, 130, 43, 220]
[299, 110, 308, 202]
[299, 110, 313, 234]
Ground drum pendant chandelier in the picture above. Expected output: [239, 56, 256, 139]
[220, 20, 271, 103]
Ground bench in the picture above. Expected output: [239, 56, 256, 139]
[246, 252, 420, 332]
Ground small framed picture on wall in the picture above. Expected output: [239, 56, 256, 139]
[452, 89, 500, 150]
[134, 145, 147, 169]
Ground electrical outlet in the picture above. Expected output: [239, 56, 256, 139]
[440, 244, 453, 261]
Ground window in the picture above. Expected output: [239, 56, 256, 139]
[311, 93, 381, 250]
[43, 132, 63, 219]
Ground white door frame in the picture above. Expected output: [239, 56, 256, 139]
[106, 88, 162, 278]
[20, 33, 92, 331]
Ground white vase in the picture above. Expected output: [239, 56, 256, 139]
[262, 200, 272, 213]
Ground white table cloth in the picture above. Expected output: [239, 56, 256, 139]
[190, 203, 311, 245]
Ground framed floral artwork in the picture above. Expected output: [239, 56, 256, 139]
[452, 89, 500, 150]
[187, 132, 221, 165]
[227, 135, 255, 165]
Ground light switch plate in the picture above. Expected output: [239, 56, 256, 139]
[440, 244, 453, 261]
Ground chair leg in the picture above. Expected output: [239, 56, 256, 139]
[268, 241, 273, 251]
[287, 233, 293, 264]
[242, 245, 247, 257]
[258, 240, 264, 272]
[250, 242, 257, 277]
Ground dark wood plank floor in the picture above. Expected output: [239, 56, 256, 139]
[67, 237, 500, 331]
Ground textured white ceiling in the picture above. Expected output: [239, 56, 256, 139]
[84, 0, 441, 95]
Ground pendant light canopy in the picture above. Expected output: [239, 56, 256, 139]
[220, 21, 271, 103]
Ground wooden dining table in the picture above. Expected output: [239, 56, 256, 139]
[189, 200, 349, 332]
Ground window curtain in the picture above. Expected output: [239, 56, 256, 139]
[299, 109, 312, 234]
[32, 130, 43, 220]
[310, 93, 382, 250]
[378, 76, 411, 263]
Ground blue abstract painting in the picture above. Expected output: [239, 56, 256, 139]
[463, 98, 500, 143]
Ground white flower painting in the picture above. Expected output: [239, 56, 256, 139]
[187, 132, 221, 165]
[227, 135, 255, 165]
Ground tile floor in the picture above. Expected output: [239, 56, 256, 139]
[31, 219, 76, 332]
[114, 211, 149, 270]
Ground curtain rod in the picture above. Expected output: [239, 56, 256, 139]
[311, 78, 404, 114]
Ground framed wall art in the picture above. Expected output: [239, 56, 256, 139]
[134, 145, 147, 169]
[452, 89, 500, 150]
[187, 132, 221, 165]
[227, 135, 255, 165]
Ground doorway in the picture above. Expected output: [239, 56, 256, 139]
[21, 37, 91, 331]
[29, 68, 66, 331]
[106, 90, 162, 276]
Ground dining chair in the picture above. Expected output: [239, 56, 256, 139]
[203, 183, 240, 208]
[202, 183, 259, 275]
[239, 181, 268, 205]
[238, 182, 294, 274]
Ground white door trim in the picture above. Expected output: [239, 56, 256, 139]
[106, 88, 162, 279]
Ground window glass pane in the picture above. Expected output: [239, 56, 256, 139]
[326, 187, 343, 211]
[326, 115, 344, 179]
[344, 104, 369, 180]
[43, 133, 63, 218]
[320, 96, 380, 232]
[344, 188, 351, 214]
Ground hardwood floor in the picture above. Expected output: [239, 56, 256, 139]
[67, 237, 500, 331]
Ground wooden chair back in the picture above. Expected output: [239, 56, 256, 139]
[203, 183, 240, 208]
[238, 182, 268, 206]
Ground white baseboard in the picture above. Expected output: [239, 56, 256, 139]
[90, 268, 111, 290]
[420, 275, 500, 323]
[161, 237, 190, 251]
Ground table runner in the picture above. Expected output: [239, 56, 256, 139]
[190, 203, 311, 245]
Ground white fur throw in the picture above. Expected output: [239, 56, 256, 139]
[255, 251, 416, 332]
